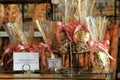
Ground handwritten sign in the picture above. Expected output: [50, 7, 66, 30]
[13, 52, 39, 71]
[47, 58, 62, 69]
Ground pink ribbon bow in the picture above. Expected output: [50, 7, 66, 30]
[14, 44, 25, 52]
[56, 21, 65, 45]
[56, 20, 83, 44]
[39, 42, 55, 66]
[88, 40, 115, 64]
[0, 43, 40, 65]
[0, 44, 25, 65]
[25, 45, 39, 52]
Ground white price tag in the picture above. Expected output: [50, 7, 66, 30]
[13, 52, 39, 71]
[0, 32, 8, 37]
[47, 58, 62, 68]
[51, 0, 60, 4]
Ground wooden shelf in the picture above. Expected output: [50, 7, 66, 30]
[0, 31, 41, 37]
[0, 73, 106, 79]
[0, 0, 51, 4]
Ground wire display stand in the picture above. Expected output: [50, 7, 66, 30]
[66, 41, 86, 74]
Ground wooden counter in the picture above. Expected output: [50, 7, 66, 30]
[0, 73, 110, 80]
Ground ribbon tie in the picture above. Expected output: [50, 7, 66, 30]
[73, 23, 89, 44]
[0, 44, 25, 65]
[39, 42, 55, 66]
[88, 40, 115, 64]
[25, 45, 39, 52]
[56, 20, 82, 44]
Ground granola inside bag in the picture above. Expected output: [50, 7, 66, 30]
[92, 51, 110, 72]
[86, 16, 115, 72]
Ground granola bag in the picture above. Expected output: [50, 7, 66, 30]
[72, 22, 90, 53]
[86, 16, 115, 72]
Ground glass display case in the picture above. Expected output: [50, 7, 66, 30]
[0, 0, 116, 80]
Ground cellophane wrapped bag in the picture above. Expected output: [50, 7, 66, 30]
[86, 16, 115, 72]
[53, 22, 68, 54]
[35, 20, 57, 72]
[1, 22, 29, 72]
[72, 23, 90, 53]
[54, 0, 93, 54]
[53, 0, 95, 68]
[92, 51, 110, 72]
[0, 4, 28, 71]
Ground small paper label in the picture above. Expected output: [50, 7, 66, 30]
[118, 72, 120, 78]
[51, 0, 59, 4]
[13, 52, 39, 71]
[48, 58, 62, 68]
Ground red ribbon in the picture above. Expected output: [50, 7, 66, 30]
[56, 20, 82, 44]
[0, 44, 25, 65]
[56, 21, 64, 45]
[0, 43, 40, 65]
[88, 40, 115, 64]
[39, 42, 55, 66]
[25, 45, 39, 52]
[0, 45, 12, 65]
[4, 47, 11, 54]
[14, 44, 25, 52]
[4, 44, 25, 53]
[56, 21, 72, 44]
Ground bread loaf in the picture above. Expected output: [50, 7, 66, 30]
[4, 4, 23, 27]
[104, 28, 111, 51]
[0, 4, 4, 26]
[33, 3, 48, 23]
[110, 24, 119, 80]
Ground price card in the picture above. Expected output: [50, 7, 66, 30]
[13, 52, 39, 71]
[51, 0, 60, 4]
[47, 58, 62, 68]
